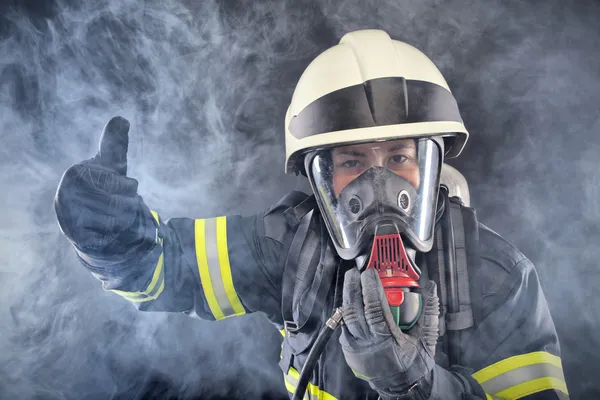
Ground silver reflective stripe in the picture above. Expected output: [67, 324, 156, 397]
[204, 218, 236, 317]
[284, 372, 318, 400]
[480, 363, 566, 396]
[557, 392, 571, 400]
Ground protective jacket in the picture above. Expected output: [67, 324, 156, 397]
[75, 190, 569, 400]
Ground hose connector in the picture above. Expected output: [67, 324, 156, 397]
[326, 307, 344, 330]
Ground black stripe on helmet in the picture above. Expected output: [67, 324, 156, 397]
[288, 77, 463, 139]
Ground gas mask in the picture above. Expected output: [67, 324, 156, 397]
[305, 137, 443, 329]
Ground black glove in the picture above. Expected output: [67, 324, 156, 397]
[339, 268, 440, 400]
[54, 117, 149, 258]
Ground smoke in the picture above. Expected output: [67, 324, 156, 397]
[0, 0, 599, 398]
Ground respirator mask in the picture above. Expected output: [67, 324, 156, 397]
[305, 137, 443, 329]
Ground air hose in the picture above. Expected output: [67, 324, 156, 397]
[291, 307, 344, 400]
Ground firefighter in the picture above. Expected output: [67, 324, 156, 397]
[54, 29, 569, 399]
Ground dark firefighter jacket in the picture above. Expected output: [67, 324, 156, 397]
[74, 191, 569, 400]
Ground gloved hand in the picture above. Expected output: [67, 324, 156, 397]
[339, 268, 440, 400]
[54, 116, 149, 258]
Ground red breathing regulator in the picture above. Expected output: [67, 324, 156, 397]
[364, 231, 422, 330]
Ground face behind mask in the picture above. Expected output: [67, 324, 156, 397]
[306, 137, 443, 260]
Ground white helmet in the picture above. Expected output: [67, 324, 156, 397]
[284, 30, 470, 258]
[284, 29, 469, 175]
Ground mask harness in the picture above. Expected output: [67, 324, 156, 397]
[293, 168, 429, 400]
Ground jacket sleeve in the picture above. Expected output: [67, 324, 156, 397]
[428, 225, 569, 400]
[73, 193, 303, 324]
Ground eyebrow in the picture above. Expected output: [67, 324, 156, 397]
[335, 142, 415, 157]
[388, 143, 414, 152]
[337, 150, 367, 157]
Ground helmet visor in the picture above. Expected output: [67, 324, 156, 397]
[306, 137, 442, 259]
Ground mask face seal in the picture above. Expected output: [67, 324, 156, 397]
[306, 137, 443, 260]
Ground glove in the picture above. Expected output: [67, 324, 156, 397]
[339, 268, 440, 400]
[54, 116, 150, 258]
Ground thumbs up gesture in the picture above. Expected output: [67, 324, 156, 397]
[54, 117, 146, 256]
[96, 116, 131, 176]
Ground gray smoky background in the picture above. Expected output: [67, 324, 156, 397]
[0, 0, 598, 398]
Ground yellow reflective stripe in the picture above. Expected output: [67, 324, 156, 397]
[284, 379, 299, 397]
[496, 377, 569, 399]
[279, 342, 337, 400]
[283, 366, 338, 400]
[195, 219, 225, 320]
[149, 210, 163, 245]
[288, 366, 300, 379]
[108, 210, 164, 303]
[125, 279, 165, 303]
[481, 364, 566, 397]
[473, 352, 568, 399]
[215, 217, 245, 315]
[195, 217, 246, 320]
[109, 253, 165, 302]
[279, 329, 285, 337]
[150, 210, 160, 225]
[351, 368, 371, 380]
[473, 352, 562, 382]
[284, 374, 320, 400]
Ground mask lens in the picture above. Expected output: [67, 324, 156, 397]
[307, 138, 442, 258]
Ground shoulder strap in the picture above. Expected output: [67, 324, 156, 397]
[283, 195, 317, 226]
[279, 198, 336, 374]
[430, 187, 478, 366]
[281, 195, 318, 334]
[445, 196, 475, 332]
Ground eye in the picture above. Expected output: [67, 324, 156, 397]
[341, 160, 361, 168]
[389, 155, 408, 164]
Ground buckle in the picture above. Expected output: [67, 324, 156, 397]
[284, 320, 299, 335]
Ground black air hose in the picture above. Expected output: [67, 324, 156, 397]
[291, 308, 343, 400]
